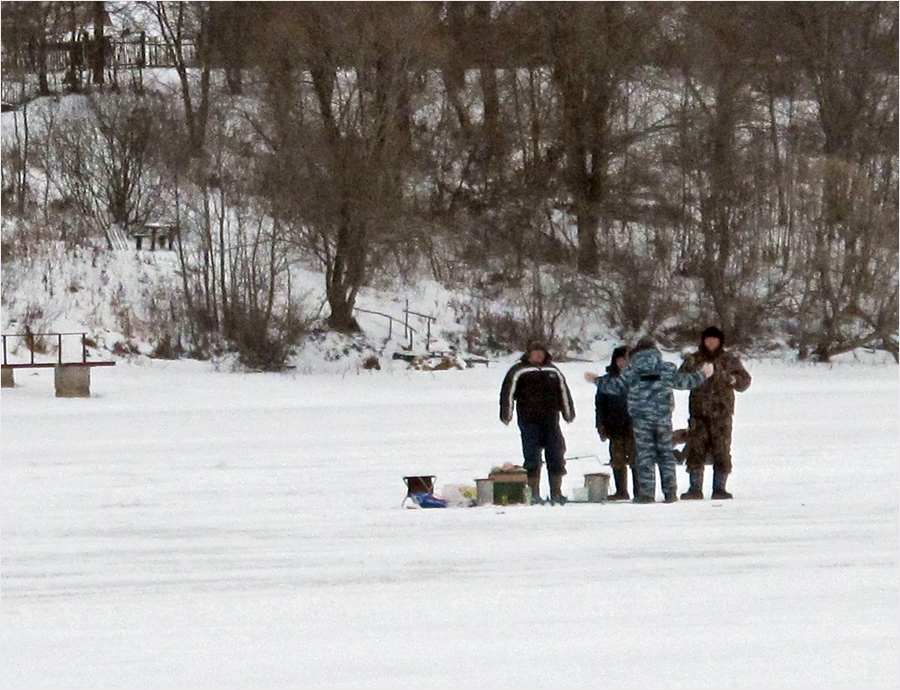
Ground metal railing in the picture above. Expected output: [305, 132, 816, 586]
[2, 332, 93, 367]
[353, 300, 437, 351]
[1, 36, 197, 107]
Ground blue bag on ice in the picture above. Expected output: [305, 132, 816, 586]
[410, 492, 448, 508]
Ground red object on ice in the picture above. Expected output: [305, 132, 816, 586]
[403, 475, 439, 507]
[403, 475, 435, 495]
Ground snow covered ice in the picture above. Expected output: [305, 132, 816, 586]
[1, 356, 898, 689]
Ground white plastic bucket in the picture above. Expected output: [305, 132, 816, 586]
[475, 478, 494, 506]
[584, 472, 611, 502]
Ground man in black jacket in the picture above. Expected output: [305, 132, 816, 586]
[585, 346, 638, 501]
[500, 341, 576, 503]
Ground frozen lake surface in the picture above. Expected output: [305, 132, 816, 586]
[2, 357, 898, 689]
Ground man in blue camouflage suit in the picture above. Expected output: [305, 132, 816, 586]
[594, 337, 712, 503]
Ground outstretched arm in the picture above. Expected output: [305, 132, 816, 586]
[677, 354, 697, 374]
[672, 364, 711, 390]
[597, 370, 630, 396]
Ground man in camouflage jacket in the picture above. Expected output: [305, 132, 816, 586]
[596, 337, 711, 503]
[678, 326, 752, 499]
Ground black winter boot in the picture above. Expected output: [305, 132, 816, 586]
[608, 468, 630, 501]
[681, 467, 704, 500]
[549, 474, 567, 504]
[527, 469, 544, 504]
[711, 468, 733, 500]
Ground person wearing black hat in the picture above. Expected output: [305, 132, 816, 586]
[584, 346, 639, 500]
[678, 327, 752, 499]
[500, 341, 576, 503]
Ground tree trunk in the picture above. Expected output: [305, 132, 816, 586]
[155, 2, 210, 158]
[91, 1, 105, 86]
[575, 200, 601, 275]
[324, 222, 364, 333]
[16, 103, 29, 215]
[37, 36, 50, 95]
[700, 64, 742, 331]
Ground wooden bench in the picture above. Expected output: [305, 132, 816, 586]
[2, 332, 115, 397]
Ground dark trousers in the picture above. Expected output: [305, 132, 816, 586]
[608, 433, 637, 469]
[518, 415, 567, 475]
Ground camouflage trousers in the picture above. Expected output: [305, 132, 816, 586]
[685, 414, 734, 474]
[632, 416, 678, 499]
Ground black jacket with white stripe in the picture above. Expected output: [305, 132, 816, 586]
[499, 354, 576, 424]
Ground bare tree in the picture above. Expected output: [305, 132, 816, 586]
[89, 1, 107, 86]
[0, 1, 66, 97]
[144, 1, 211, 157]
[1, 102, 30, 216]
[665, 3, 777, 341]
[207, 1, 250, 95]
[535, 2, 662, 275]
[253, 3, 431, 332]
[778, 2, 898, 360]
[42, 93, 164, 242]
[163, 105, 312, 368]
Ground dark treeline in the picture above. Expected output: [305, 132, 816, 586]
[1, 2, 897, 366]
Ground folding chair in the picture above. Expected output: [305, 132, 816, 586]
[402, 475, 446, 507]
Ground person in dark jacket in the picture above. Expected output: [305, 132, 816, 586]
[596, 337, 711, 503]
[500, 341, 576, 503]
[584, 346, 638, 500]
[678, 326, 751, 499]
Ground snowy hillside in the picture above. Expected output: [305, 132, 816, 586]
[0, 89, 615, 370]
[2, 64, 896, 368]
[0, 229, 622, 374]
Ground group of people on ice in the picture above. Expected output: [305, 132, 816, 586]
[499, 327, 751, 504]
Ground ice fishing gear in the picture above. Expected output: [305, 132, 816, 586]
[408, 492, 449, 508]
[402, 475, 452, 508]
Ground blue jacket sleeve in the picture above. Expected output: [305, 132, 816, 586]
[672, 369, 707, 391]
[597, 369, 631, 396]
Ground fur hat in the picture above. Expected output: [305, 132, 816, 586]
[607, 345, 629, 374]
[701, 326, 725, 344]
[609, 346, 629, 365]
[524, 341, 552, 362]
